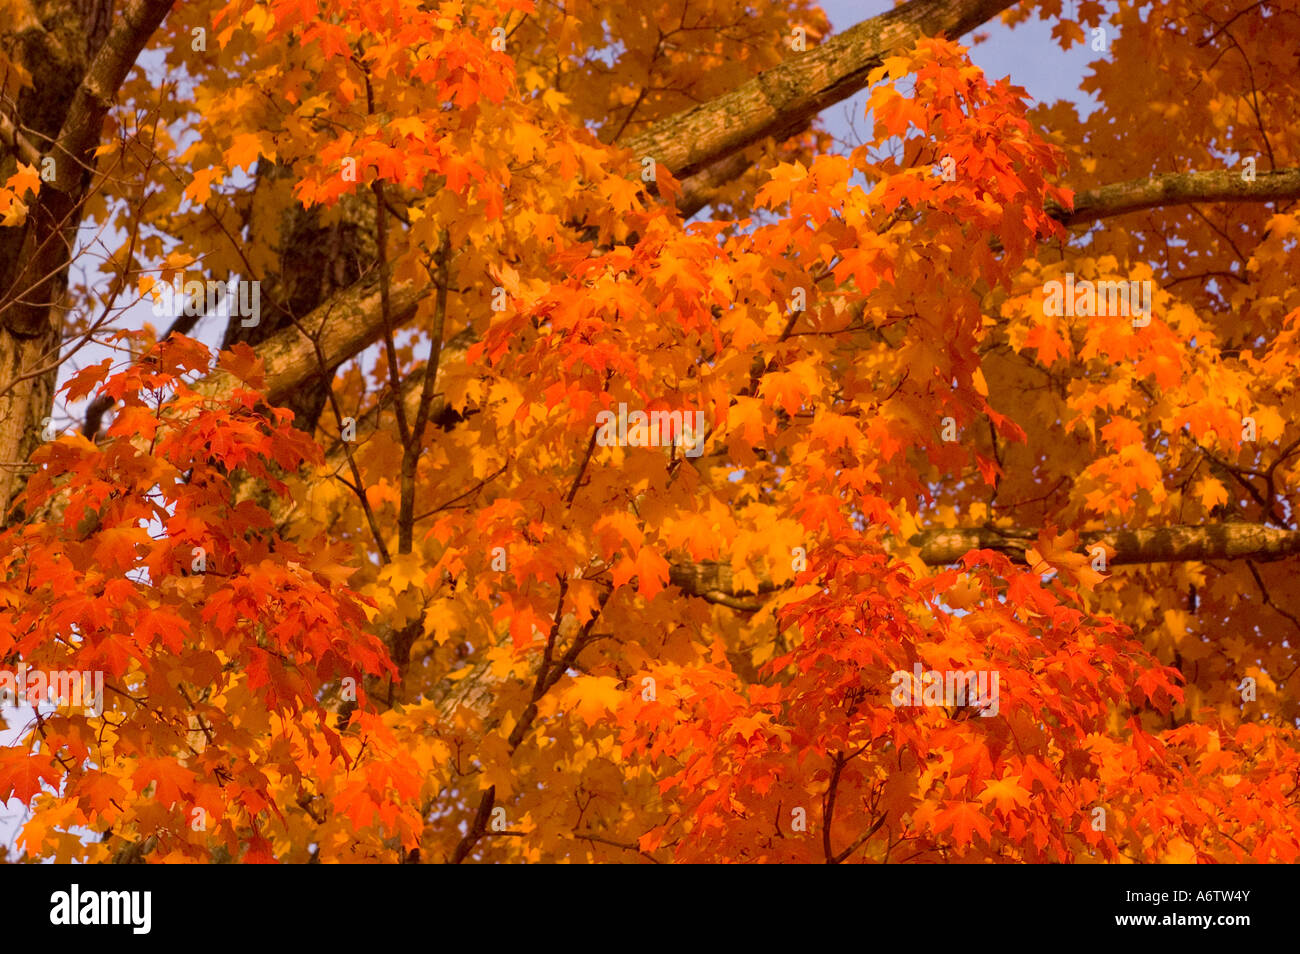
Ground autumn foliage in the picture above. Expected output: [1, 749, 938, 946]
[1, 0, 1299, 863]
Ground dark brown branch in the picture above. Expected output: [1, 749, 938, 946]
[47, 0, 175, 196]
[398, 234, 451, 554]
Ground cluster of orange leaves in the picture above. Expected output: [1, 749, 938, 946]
[2, 0, 1299, 863]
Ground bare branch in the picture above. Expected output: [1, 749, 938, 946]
[909, 523, 1300, 566]
[1052, 168, 1300, 227]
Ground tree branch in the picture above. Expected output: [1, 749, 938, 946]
[398, 234, 451, 554]
[909, 523, 1300, 566]
[0, 111, 42, 169]
[625, 0, 1019, 188]
[47, 0, 175, 195]
[663, 524, 1300, 605]
[196, 266, 423, 407]
[1051, 168, 1300, 227]
[221, 161, 1300, 414]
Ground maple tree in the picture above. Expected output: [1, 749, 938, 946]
[1, 0, 1299, 864]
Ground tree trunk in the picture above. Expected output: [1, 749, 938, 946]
[0, 0, 173, 520]
[0, 1, 99, 519]
[220, 160, 377, 433]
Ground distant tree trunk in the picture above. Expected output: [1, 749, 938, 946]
[221, 160, 377, 434]
[0, 0, 172, 520]
[0, 2, 98, 519]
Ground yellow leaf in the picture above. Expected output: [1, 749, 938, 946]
[225, 132, 271, 174]
[977, 774, 1032, 812]
[1162, 837, 1197, 864]
[0, 193, 27, 227]
[380, 552, 427, 595]
[5, 162, 39, 197]
[1194, 477, 1228, 512]
[560, 676, 624, 726]
[184, 167, 223, 205]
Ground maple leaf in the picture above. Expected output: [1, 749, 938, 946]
[1051, 19, 1086, 49]
[216, 342, 267, 388]
[3, 0, 1299, 870]
[561, 676, 625, 726]
[932, 801, 993, 845]
[978, 775, 1032, 813]
[225, 132, 270, 174]
[4, 162, 40, 197]
[63, 358, 113, 403]
[132, 758, 195, 807]
[631, 546, 670, 599]
[755, 161, 808, 209]
[93, 526, 145, 571]
[0, 750, 60, 803]
[184, 167, 223, 206]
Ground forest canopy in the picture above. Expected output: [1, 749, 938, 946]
[0, 0, 1298, 863]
